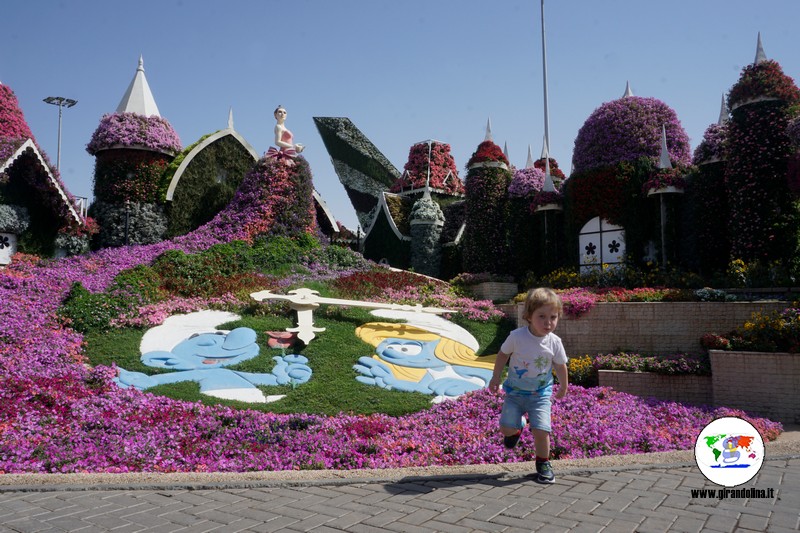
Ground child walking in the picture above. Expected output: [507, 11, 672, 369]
[489, 287, 568, 484]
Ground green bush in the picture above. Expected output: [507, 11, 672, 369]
[59, 282, 122, 332]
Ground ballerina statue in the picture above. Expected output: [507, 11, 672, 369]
[267, 105, 304, 162]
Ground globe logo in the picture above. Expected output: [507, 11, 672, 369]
[694, 416, 765, 487]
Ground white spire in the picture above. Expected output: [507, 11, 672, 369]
[115, 55, 161, 117]
[228, 107, 234, 129]
[754, 32, 767, 65]
[503, 141, 510, 162]
[540, 135, 549, 159]
[526, 145, 535, 168]
[622, 81, 634, 98]
[484, 117, 493, 142]
[718, 94, 728, 125]
[541, 140, 556, 192]
[542, 156, 556, 193]
[658, 125, 672, 169]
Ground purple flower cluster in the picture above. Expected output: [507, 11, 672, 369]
[572, 96, 691, 174]
[86, 112, 182, 155]
[508, 167, 545, 197]
[693, 123, 729, 165]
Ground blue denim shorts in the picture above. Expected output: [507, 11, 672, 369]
[499, 392, 552, 433]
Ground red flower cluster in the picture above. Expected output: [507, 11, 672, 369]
[565, 165, 631, 227]
[728, 60, 800, 109]
[93, 150, 171, 203]
[466, 141, 509, 168]
[58, 216, 100, 238]
[642, 167, 686, 195]
[391, 141, 464, 195]
[533, 157, 566, 180]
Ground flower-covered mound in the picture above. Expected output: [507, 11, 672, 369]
[86, 112, 182, 155]
[572, 96, 691, 174]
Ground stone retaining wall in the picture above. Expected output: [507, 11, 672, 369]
[710, 350, 800, 424]
[512, 301, 789, 354]
[469, 282, 519, 302]
[598, 370, 713, 406]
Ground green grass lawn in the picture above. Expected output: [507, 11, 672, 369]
[84, 306, 514, 417]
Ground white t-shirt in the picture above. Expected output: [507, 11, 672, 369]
[500, 326, 567, 395]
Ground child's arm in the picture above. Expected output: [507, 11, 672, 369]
[553, 363, 568, 398]
[488, 350, 510, 393]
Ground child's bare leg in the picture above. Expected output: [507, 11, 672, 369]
[532, 428, 550, 459]
[500, 425, 521, 437]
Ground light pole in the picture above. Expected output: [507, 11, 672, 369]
[43, 96, 77, 171]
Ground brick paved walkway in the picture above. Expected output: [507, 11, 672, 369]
[0, 456, 797, 533]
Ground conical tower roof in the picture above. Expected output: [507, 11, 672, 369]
[754, 32, 767, 65]
[116, 56, 161, 117]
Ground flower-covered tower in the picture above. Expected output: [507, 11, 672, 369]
[566, 85, 691, 270]
[724, 35, 800, 265]
[687, 95, 731, 274]
[463, 124, 512, 275]
[87, 56, 182, 247]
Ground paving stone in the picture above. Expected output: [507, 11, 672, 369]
[322, 510, 372, 530]
[636, 516, 676, 533]
[670, 515, 706, 533]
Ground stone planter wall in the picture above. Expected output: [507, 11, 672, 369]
[710, 350, 800, 424]
[598, 370, 713, 406]
[469, 282, 518, 303]
[514, 301, 789, 354]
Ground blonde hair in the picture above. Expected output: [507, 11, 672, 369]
[522, 287, 563, 322]
[355, 322, 496, 382]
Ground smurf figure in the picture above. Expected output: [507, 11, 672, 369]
[353, 311, 496, 403]
[114, 311, 311, 403]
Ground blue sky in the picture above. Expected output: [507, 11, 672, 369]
[2, 0, 799, 230]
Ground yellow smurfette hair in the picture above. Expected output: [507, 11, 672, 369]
[355, 322, 496, 383]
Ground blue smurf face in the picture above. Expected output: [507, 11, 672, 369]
[375, 338, 441, 368]
[141, 327, 260, 370]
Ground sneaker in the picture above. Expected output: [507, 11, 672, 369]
[535, 460, 555, 484]
[503, 430, 522, 449]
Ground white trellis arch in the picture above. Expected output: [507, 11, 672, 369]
[578, 217, 625, 272]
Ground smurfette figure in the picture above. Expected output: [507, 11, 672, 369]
[354, 321, 496, 403]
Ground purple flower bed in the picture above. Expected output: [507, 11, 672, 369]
[0, 157, 784, 473]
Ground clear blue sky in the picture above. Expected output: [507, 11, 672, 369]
[2, 1, 799, 231]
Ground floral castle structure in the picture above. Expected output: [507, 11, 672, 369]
[318, 34, 800, 285]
